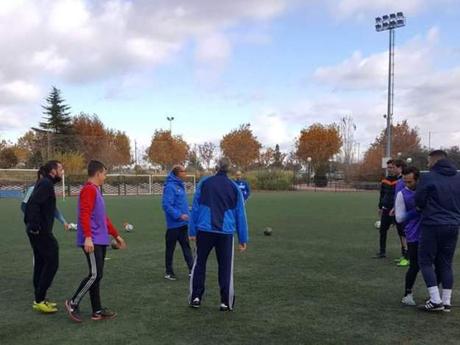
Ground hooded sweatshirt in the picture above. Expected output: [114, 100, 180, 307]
[162, 172, 189, 230]
[415, 159, 460, 226]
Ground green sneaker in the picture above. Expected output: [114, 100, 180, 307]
[397, 258, 410, 267]
[394, 257, 404, 263]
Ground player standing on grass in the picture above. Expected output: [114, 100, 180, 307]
[395, 167, 421, 306]
[24, 160, 64, 314]
[65, 160, 126, 322]
[391, 159, 409, 267]
[188, 157, 248, 311]
[234, 171, 251, 202]
[374, 159, 400, 259]
[161, 165, 194, 281]
[416, 150, 460, 312]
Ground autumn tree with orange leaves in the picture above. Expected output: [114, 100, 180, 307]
[360, 120, 422, 180]
[146, 130, 189, 170]
[220, 124, 262, 170]
[73, 113, 132, 169]
[296, 123, 342, 173]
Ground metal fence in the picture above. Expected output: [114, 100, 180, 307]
[0, 170, 196, 199]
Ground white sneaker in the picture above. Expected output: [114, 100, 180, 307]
[401, 294, 416, 306]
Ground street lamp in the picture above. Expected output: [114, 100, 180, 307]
[166, 116, 175, 133]
[375, 12, 406, 160]
[307, 157, 312, 186]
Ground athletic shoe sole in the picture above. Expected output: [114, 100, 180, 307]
[417, 305, 445, 312]
[65, 300, 82, 323]
[91, 313, 117, 321]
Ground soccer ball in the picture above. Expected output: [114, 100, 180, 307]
[263, 227, 273, 236]
[68, 223, 77, 231]
[374, 220, 381, 229]
[111, 239, 119, 250]
[123, 223, 134, 232]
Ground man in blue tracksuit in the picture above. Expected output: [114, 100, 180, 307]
[188, 158, 249, 311]
[415, 150, 460, 312]
[162, 165, 194, 280]
[234, 171, 251, 202]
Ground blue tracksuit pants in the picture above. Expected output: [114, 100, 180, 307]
[419, 225, 459, 289]
[189, 231, 235, 309]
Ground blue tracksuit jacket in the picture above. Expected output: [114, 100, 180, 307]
[162, 172, 189, 229]
[189, 171, 249, 243]
[234, 179, 251, 201]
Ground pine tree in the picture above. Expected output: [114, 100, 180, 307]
[40, 87, 73, 133]
[273, 144, 285, 168]
[38, 87, 75, 154]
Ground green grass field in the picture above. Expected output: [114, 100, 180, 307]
[1, 192, 460, 345]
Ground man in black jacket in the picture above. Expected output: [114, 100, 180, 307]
[24, 160, 63, 313]
[374, 159, 399, 258]
[416, 150, 460, 312]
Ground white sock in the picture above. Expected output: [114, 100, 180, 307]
[442, 289, 452, 306]
[428, 286, 442, 304]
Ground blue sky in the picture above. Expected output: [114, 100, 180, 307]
[1, 0, 460, 158]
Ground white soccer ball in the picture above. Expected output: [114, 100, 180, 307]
[374, 220, 381, 229]
[124, 223, 134, 232]
[68, 223, 77, 231]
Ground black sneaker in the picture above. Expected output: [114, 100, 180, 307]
[65, 300, 82, 323]
[190, 297, 201, 308]
[219, 303, 231, 312]
[92, 308, 117, 321]
[419, 300, 444, 312]
[373, 252, 386, 259]
[443, 305, 452, 313]
[164, 273, 177, 281]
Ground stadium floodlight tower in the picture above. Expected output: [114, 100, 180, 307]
[166, 116, 175, 133]
[375, 12, 406, 161]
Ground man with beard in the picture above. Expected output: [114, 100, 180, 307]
[24, 160, 64, 313]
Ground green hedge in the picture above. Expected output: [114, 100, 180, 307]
[246, 170, 294, 191]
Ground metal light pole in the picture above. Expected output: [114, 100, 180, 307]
[166, 116, 175, 133]
[375, 12, 406, 159]
[307, 157, 312, 186]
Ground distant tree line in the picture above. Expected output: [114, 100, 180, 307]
[2, 87, 459, 184]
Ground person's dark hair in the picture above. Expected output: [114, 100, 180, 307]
[172, 165, 184, 176]
[429, 150, 448, 160]
[43, 160, 61, 175]
[394, 159, 406, 169]
[387, 159, 394, 165]
[88, 160, 106, 177]
[37, 166, 47, 180]
[402, 166, 420, 180]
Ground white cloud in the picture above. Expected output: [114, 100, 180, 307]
[314, 27, 439, 90]
[0, 0, 287, 94]
[327, 0, 455, 19]
[48, 0, 90, 33]
[252, 112, 292, 148]
[0, 80, 41, 104]
[310, 27, 460, 149]
[196, 33, 232, 63]
[0, 0, 287, 140]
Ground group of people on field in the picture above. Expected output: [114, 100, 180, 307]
[376, 150, 460, 311]
[161, 162, 250, 310]
[22, 157, 250, 322]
